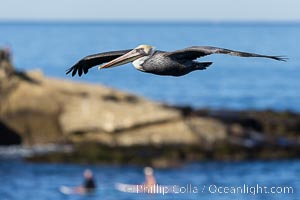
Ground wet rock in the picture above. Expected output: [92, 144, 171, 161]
[0, 121, 22, 145]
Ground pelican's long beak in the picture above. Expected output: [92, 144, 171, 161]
[99, 49, 145, 69]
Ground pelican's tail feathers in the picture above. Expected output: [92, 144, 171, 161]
[193, 61, 213, 70]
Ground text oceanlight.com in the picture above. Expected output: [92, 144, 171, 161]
[126, 184, 294, 195]
[208, 184, 293, 195]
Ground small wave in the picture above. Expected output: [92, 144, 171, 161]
[0, 144, 73, 158]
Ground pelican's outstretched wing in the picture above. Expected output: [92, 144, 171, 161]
[166, 46, 287, 61]
[66, 49, 132, 76]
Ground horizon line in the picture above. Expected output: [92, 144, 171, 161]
[1, 19, 300, 25]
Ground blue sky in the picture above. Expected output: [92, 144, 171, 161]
[0, 0, 299, 21]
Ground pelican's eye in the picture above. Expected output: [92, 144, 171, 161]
[136, 48, 146, 55]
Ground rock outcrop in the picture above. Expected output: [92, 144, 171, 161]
[1, 49, 299, 167]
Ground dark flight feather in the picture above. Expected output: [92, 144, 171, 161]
[66, 49, 132, 77]
[166, 46, 287, 62]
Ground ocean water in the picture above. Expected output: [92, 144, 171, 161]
[1, 22, 300, 200]
[0, 159, 299, 200]
[0, 22, 299, 111]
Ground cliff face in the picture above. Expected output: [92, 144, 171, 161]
[0, 69, 230, 147]
[0, 48, 227, 148]
[1, 49, 299, 166]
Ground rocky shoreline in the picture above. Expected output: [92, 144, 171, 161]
[1, 49, 299, 167]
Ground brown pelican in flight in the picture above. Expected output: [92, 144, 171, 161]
[66, 45, 286, 77]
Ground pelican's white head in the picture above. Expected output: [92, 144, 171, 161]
[135, 44, 156, 55]
[99, 44, 156, 70]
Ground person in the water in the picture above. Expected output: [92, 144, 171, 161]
[143, 167, 156, 187]
[75, 169, 96, 193]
